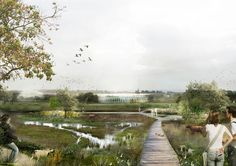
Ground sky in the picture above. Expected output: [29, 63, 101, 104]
[5, 0, 236, 92]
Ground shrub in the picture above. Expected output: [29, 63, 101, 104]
[16, 141, 42, 154]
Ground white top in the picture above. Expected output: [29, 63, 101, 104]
[230, 118, 236, 147]
[206, 124, 232, 150]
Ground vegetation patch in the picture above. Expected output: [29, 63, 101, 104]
[0, 101, 50, 112]
[77, 103, 176, 112]
[163, 121, 208, 166]
[16, 124, 77, 148]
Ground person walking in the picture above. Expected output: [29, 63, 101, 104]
[0, 114, 19, 163]
[226, 106, 236, 166]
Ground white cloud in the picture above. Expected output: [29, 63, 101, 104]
[6, 0, 236, 91]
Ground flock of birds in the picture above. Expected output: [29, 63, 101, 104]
[40, 45, 96, 90]
[66, 45, 92, 66]
[213, 70, 236, 88]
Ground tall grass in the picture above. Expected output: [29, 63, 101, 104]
[163, 122, 207, 165]
[163, 121, 231, 166]
[0, 101, 50, 112]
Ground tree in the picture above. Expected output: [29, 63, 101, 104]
[49, 96, 61, 110]
[225, 90, 236, 103]
[42, 94, 55, 101]
[0, 86, 9, 103]
[0, 85, 5, 101]
[76, 92, 99, 103]
[9, 90, 20, 103]
[0, 0, 62, 82]
[147, 95, 154, 102]
[179, 81, 229, 116]
[175, 96, 182, 103]
[56, 89, 76, 118]
[0, 88, 20, 103]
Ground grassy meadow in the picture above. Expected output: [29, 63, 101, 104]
[0, 100, 177, 113]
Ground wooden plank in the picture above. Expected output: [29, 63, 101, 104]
[140, 120, 180, 166]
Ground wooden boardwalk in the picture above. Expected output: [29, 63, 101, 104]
[140, 120, 180, 166]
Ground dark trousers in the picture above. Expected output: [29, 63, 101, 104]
[228, 145, 236, 166]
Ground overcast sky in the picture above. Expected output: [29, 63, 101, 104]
[5, 0, 236, 92]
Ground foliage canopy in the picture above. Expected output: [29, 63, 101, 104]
[56, 89, 76, 118]
[0, 0, 62, 82]
[179, 81, 229, 114]
[76, 92, 99, 103]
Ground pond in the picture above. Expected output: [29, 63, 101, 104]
[14, 113, 156, 165]
[24, 121, 142, 148]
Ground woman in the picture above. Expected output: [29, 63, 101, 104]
[202, 111, 233, 166]
[0, 114, 19, 163]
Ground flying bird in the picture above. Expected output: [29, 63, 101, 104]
[80, 48, 83, 51]
[88, 57, 92, 61]
[85, 45, 89, 48]
[75, 54, 79, 57]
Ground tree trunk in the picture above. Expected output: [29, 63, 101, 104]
[64, 110, 67, 118]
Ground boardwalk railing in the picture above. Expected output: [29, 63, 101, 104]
[140, 120, 180, 166]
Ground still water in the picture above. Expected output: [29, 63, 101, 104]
[24, 121, 142, 148]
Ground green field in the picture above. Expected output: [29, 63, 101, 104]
[0, 101, 177, 112]
[77, 103, 177, 112]
[0, 101, 50, 112]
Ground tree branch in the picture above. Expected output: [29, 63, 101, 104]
[0, 66, 23, 81]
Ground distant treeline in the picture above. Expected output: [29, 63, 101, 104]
[1, 87, 236, 105]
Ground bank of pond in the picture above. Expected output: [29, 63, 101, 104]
[7, 113, 155, 165]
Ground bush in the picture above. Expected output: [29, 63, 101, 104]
[179, 82, 230, 118]
[49, 96, 61, 109]
[76, 92, 99, 103]
[16, 141, 42, 154]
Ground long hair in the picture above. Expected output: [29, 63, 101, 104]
[227, 106, 236, 118]
[207, 111, 220, 125]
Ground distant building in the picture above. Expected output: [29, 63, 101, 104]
[97, 93, 148, 103]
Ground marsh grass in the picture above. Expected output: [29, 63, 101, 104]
[163, 122, 207, 165]
[33, 115, 154, 165]
[11, 113, 155, 165]
[163, 121, 231, 166]
[16, 124, 77, 148]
